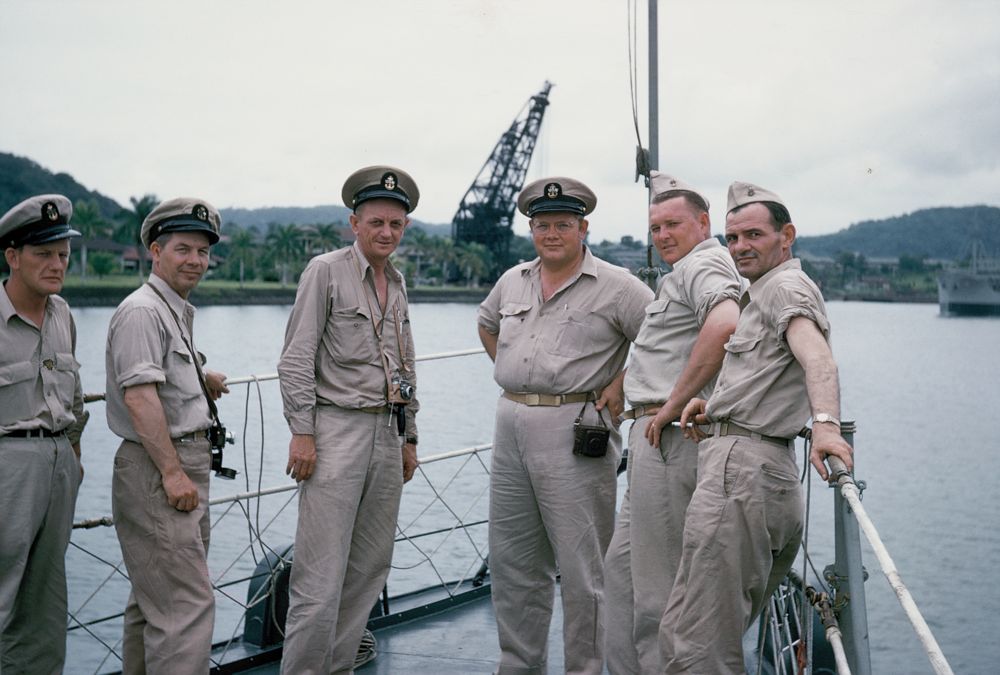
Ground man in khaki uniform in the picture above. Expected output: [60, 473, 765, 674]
[278, 166, 420, 675]
[0, 195, 87, 674]
[106, 198, 229, 674]
[661, 181, 855, 673]
[602, 173, 741, 674]
[478, 177, 653, 675]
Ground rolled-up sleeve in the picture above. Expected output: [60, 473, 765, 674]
[277, 259, 330, 435]
[111, 306, 167, 390]
[687, 255, 742, 327]
[478, 281, 503, 334]
[614, 276, 655, 342]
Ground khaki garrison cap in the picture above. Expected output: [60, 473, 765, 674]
[726, 181, 787, 214]
[140, 197, 222, 249]
[342, 165, 420, 213]
[518, 177, 597, 217]
[648, 171, 710, 210]
[0, 194, 80, 250]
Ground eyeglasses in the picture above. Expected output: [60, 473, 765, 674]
[530, 221, 578, 235]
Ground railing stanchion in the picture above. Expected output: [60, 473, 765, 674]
[825, 421, 873, 675]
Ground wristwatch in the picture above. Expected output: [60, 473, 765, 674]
[405, 436, 418, 445]
[813, 413, 841, 427]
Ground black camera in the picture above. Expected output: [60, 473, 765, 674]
[572, 399, 610, 458]
[209, 422, 237, 479]
[390, 371, 415, 404]
[573, 423, 610, 457]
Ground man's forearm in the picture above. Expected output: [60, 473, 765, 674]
[123, 384, 185, 479]
[478, 325, 498, 361]
[663, 299, 738, 419]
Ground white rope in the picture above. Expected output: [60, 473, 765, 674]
[827, 457, 955, 675]
[222, 347, 488, 386]
[825, 625, 852, 675]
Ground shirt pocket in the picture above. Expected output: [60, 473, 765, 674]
[548, 308, 593, 358]
[49, 352, 81, 404]
[328, 306, 378, 365]
[0, 361, 37, 422]
[167, 343, 204, 400]
[497, 302, 532, 350]
[723, 334, 762, 358]
[0, 361, 36, 387]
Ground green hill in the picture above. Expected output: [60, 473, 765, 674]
[795, 206, 1000, 260]
[221, 205, 450, 236]
[0, 152, 123, 219]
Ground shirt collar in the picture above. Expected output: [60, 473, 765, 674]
[352, 241, 402, 283]
[672, 236, 722, 271]
[0, 279, 55, 328]
[747, 257, 801, 298]
[148, 272, 193, 319]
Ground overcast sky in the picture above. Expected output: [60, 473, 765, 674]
[2, 0, 997, 241]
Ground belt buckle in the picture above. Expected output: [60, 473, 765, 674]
[524, 393, 542, 406]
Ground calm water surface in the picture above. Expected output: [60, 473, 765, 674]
[64, 300, 999, 673]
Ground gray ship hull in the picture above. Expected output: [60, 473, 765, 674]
[938, 268, 1000, 316]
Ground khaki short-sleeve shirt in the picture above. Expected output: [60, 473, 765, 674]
[0, 283, 86, 443]
[705, 259, 830, 438]
[624, 238, 742, 405]
[105, 273, 213, 442]
[478, 247, 653, 395]
[278, 242, 418, 438]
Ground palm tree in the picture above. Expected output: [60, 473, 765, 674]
[311, 222, 343, 254]
[72, 200, 109, 281]
[455, 242, 490, 287]
[116, 194, 158, 280]
[228, 228, 257, 288]
[266, 223, 303, 287]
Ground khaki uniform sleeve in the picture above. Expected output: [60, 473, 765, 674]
[400, 285, 419, 441]
[111, 306, 168, 390]
[615, 275, 655, 342]
[66, 313, 89, 445]
[771, 279, 831, 344]
[478, 277, 504, 334]
[277, 258, 330, 435]
[684, 254, 743, 327]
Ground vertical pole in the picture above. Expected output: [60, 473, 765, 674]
[829, 421, 872, 675]
[648, 0, 659, 171]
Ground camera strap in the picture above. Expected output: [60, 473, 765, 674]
[145, 282, 221, 426]
[574, 396, 608, 428]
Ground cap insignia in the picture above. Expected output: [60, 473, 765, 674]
[43, 202, 59, 222]
[193, 204, 209, 222]
[545, 182, 561, 199]
[669, 179, 677, 187]
[383, 172, 397, 191]
[747, 187, 756, 197]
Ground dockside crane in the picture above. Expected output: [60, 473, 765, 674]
[451, 81, 552, 280]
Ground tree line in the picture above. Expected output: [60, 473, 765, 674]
[66, 195, 501, 288]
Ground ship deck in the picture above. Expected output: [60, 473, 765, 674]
[235, 585, 572, 674]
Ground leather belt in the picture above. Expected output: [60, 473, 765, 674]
[173, 429, 209, 443]
[358, 405, 391, 414]
[712, 421, 790, 447]
[502, 391, 593, 407]
[3, 428, 66, 439]
[620, 403, 664, 421]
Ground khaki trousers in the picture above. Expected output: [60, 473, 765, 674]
[0, 435, 80, 675]
[603, 485, 638, 675]
[489, 397, 619, 675]
[112, 438, 214, 675]
[280, 405, 403, 675]
[660, 436, 803, 674]
[630, 421, 698, 673]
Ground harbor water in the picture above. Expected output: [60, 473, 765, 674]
[64, 300, 999, 674]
